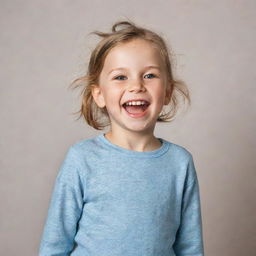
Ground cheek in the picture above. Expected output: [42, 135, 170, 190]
[154, 87, 166, 104]
[103, 88, 122, 109]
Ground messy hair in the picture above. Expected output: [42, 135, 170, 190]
[69, 19, 191, 130]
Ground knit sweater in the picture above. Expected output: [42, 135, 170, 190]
[39, 133, 204, 256]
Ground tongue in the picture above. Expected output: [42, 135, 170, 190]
[125, 105, 146, 114]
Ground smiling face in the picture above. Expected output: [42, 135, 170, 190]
[91, 38, 172, 137]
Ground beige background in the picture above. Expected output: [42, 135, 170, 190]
[1, 0, 255, 255]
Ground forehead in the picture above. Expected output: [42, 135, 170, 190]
[103, 39, 164, 69]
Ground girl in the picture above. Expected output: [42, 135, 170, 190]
[39, 20, 204, 256]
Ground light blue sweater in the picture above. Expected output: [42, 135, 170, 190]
[39, 133, 204, 256]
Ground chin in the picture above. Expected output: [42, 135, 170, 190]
[125, 123, 154, 133]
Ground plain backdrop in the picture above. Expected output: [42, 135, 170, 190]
[1, 0, 255, 255]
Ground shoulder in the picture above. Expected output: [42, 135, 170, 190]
[162, 138, 194, 161]
[57, 136, 99, 180]
[69, 135, 100, 156]
[162, 138, 198, 184]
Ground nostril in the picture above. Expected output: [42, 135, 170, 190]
[128, 83, 145, 91]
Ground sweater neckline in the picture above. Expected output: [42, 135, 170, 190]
[97, 133, 170, 158]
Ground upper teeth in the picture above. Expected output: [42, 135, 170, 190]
[125, 100, 148, 106]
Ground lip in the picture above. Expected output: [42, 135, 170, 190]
[124, 107, 149, 118]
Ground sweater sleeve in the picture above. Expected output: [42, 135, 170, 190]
[39, 146, 85, 256]
[173, 155, 205, 256]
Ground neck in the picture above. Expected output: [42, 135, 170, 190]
[104, 129, 162, 152]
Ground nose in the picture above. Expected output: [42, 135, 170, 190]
[127, 77, 146, 92]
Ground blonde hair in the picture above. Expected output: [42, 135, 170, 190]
[70, 19, 191, 130]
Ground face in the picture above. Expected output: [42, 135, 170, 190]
[91, 38, 172, 136]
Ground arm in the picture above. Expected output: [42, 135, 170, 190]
[173, 155, 205, 256]
[39, 147, 85, 256]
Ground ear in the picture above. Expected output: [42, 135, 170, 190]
[91, 85, 106, 108]
[164, 82, 173, 105]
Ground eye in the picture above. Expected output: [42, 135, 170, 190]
[114, 75, 127, 80]
[144, 73, 156, 79]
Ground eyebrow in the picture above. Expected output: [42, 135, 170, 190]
[108, 65, 161, 75]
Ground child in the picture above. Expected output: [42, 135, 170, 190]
[39, 20, 204, 256]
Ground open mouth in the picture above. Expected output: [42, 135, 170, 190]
[122, 101, 150, 114]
